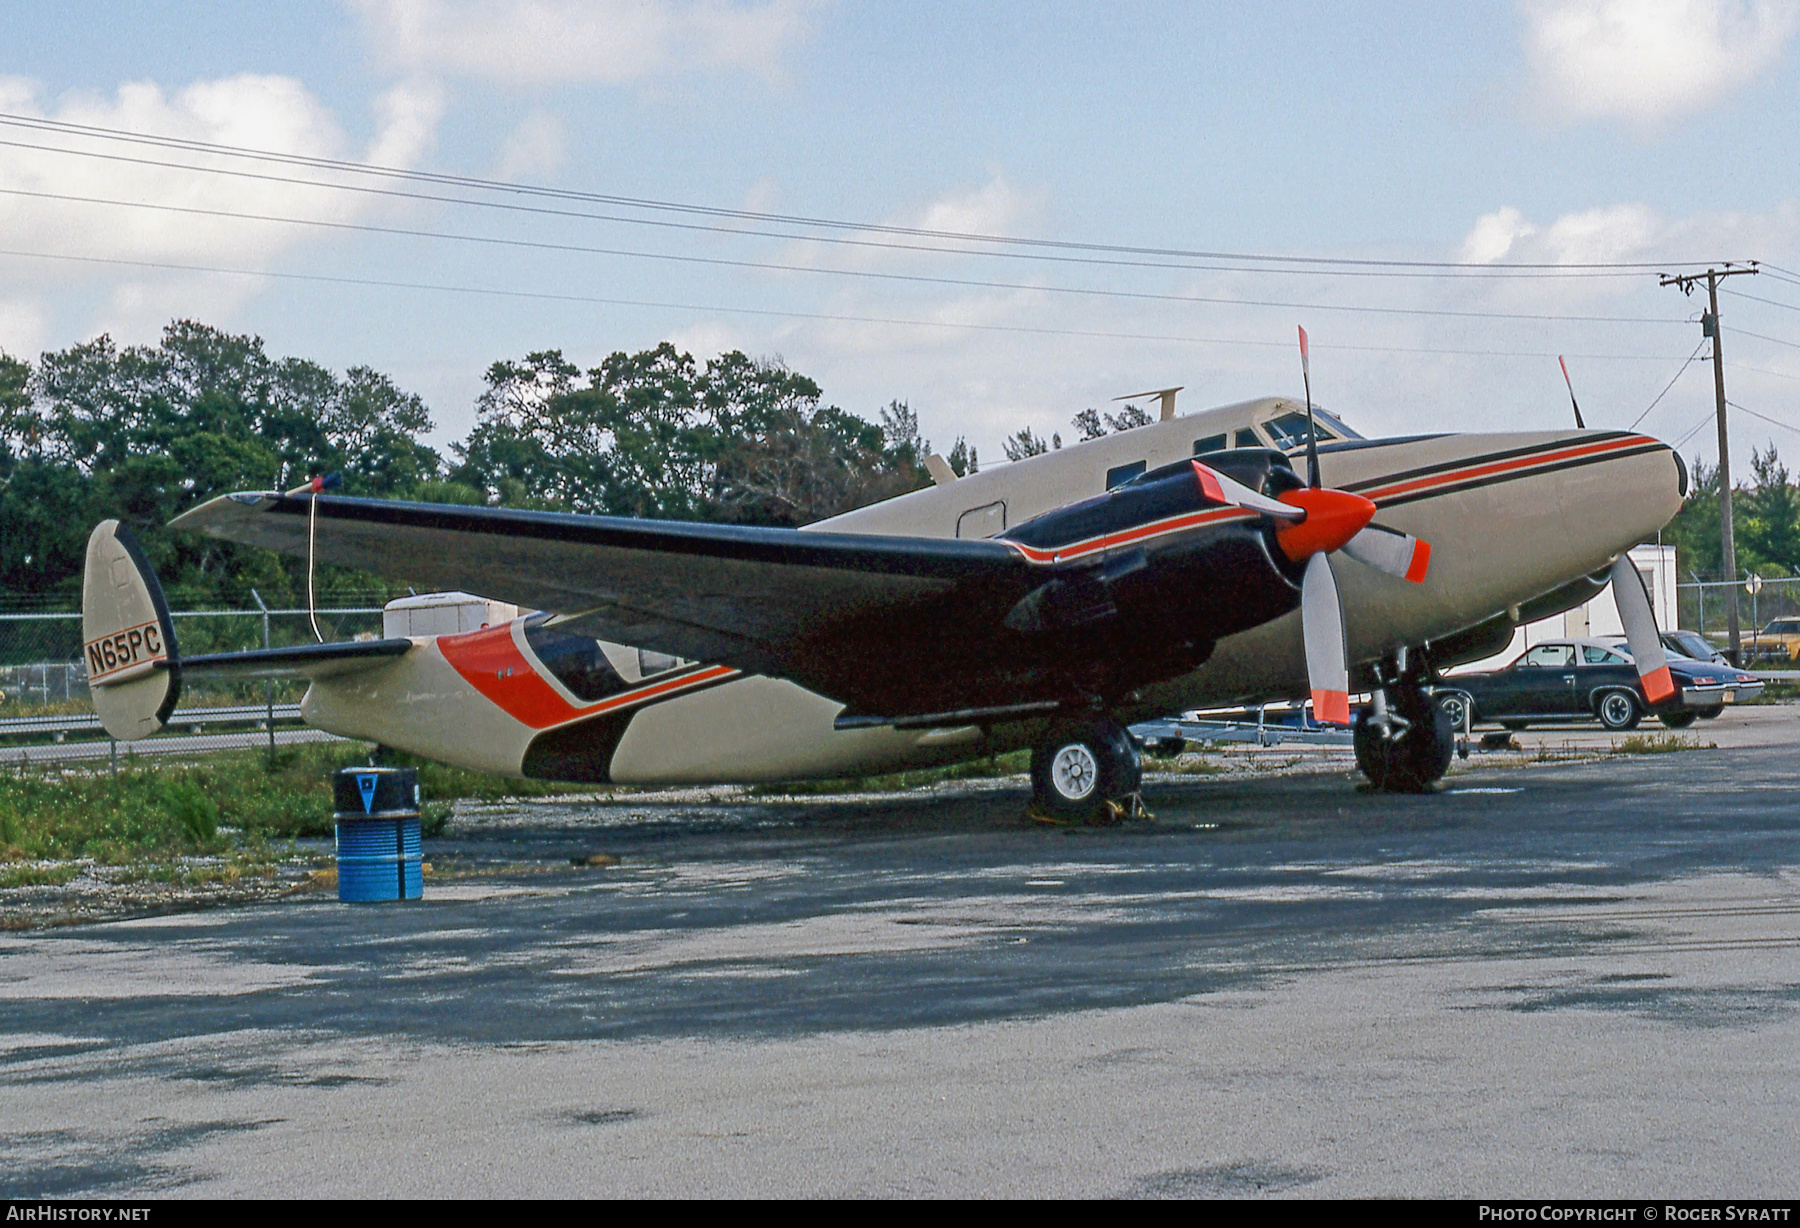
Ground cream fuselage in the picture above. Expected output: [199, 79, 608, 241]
[300, 398, 1685, 783]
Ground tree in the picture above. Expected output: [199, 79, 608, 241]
[0, 321, 451, 608]
[452, 345, 930, 527]
[1740, 446, 1800, 577]
[1002, 427, 1050, 461]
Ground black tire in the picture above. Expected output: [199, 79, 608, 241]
[1500, 720, 1529, 732]
[1596, 689, 1642, 732]
[1030, 719, 1142, 824]
[1658, 710, 1698, 729]
[1694, 705, 1723, 721]
[1355, 696, 1455, 793]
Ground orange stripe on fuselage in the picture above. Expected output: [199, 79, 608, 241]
[1359, 435, 1650, 504]
[1004, 435, 1657, 568]
[438, 622, 740, 730]
[439, 622, 581, 729]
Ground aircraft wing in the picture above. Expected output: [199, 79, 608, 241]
[171, 492, 1035, 713]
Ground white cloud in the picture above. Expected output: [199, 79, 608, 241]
[1460, 206, 1538, 263]
[347, 0, 820, 86]
[1521, 0, 1800, 122]
[909, 171, 1027, 238]
[494, 109, 565, 179]
[0, 73, 443, 333]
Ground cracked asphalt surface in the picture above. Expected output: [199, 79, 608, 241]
[2, 712, 1798, 1197]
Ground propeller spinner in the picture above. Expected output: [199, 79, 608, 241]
[1189, 455, 1431, 726]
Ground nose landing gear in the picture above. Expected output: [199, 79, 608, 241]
[1354, 648, 1455, 793]
[1028, 718, 1146, 825]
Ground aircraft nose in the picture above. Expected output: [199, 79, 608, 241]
[1558, 433, 1687, 559]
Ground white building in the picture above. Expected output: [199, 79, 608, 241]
[1451, 544, 1678, 673]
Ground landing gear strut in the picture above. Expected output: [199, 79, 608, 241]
[1029, 718, 1144, 825]
[1354, 648, 1454, 793]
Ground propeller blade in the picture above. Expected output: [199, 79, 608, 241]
[1190, 460, 1305, 520]
[1340, 524, 1432, 583]
[1302, 551, 1351, 726]
[1558, 355, 1587, 430]
[1610, 555, 1674, 704]
[1298, 325, 1321, 489]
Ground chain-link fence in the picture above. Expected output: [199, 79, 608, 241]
[1678, 577, 1800, 665]
[0, 602, 390, 766]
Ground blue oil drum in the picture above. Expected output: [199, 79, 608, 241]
[332, 766, 423, 903]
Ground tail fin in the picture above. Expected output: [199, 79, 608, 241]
[82, 520, 181, 740]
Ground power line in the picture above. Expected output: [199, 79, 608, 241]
[1674, 407, 1717, 450]
[1728, 325, 1800, 351]
[0, 110, 1738, 275]
[0, 244, 1705, 362]
[1727, 399, 1800, 439]
[1722, 286, 1800, 313]
[1630, 338, 1709, 429]
[0, 157, 1690, 324]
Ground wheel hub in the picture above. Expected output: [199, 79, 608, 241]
[1050, 744, 1099, 800]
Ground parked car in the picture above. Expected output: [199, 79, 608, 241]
[1747, 617, 1800, 665]
[1658, 629, 1730, 666]
[1435, 637, 1764, 732]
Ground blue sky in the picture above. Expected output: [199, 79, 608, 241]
[4, 1, 1800, 471]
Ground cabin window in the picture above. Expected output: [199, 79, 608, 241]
[956, 501, 1007, 538]
[638, 648, 690, 678]
[523, 617, 631, 701]
[1261, 412, 1338, 449]
[1105, 460, 1147, 489]
[1233, 428, 1261, 449]
[1192, 433, 1226, 455]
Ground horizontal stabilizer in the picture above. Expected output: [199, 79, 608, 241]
[181, 638, 414, 682]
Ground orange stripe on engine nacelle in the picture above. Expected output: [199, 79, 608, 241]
[1641, 664, 1675, 705]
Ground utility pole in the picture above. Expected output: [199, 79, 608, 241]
[1661, 263, 1758, 664]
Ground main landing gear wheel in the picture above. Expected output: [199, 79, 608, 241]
[1693, 705, 1723, 721]
[1355, 689, 1454, 794]
[1597, 690, 1642, 732]
[1658, 710, 1698, 729]
[1029, 719, 1143, 826]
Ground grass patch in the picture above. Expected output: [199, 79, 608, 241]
[750, 750, 1033, 796]
[0, 740, 589, 868]
[0, 862, 82, 888]
[1612, 733, 1709, 755]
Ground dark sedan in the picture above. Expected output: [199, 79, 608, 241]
[1435, 637, 1764, 732]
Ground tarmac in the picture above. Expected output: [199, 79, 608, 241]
[2, 705, 1798, 1197]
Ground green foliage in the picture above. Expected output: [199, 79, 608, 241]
[0, 321, 444, 609]
[1664, 446, 1800, 581]
[452, 345, 929, 527]
[0, 741, 587, 865]
[0, 325, 935, 614]
[1002, 427, 1051, 461]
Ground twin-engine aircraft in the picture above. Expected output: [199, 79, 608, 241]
[82, 376, 1685, 821]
